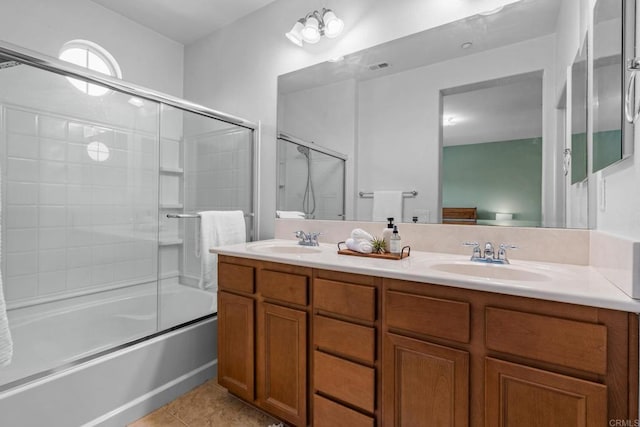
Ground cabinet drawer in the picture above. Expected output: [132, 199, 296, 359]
[313, 394, 374, 427]
[258, 269, 308, 306]
[385, 290, 470, 343]
[218, 262, 254, 293]
[314, 351, 375, 413]
[485, 307, 607, 374]
[313, 279, 376, 322]
[314, 315, 375, 363]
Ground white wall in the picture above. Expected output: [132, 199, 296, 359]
[0, 0, 184, 97]
[184, 0, 523, 238]
[357, 35, 556, 224]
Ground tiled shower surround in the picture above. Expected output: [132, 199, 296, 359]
[182, 127, 253, 284]
[2, 106, 158, 305]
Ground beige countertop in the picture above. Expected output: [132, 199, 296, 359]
[211, 239, 640, 313]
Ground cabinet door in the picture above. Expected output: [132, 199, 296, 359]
[383, 333, 469, 427]
[485, 357, 607, 427]
[257, 302, 307, 426]
[218, 291, 255, 402]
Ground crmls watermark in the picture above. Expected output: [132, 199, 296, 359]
[609, 420, 640, 427]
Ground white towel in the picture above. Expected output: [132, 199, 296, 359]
[276, 210, 306, 219]
[0, 168, 13, 366]
[372, 190, 403, 222]
[350, 228, 374, 242]
[346, 238, 373, 254]
[196, 211, 246, 291]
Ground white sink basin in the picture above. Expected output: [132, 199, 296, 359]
[430, 262, 551, 282]
[247, 242, 323, 255]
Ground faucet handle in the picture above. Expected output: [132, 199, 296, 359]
[497, 243, 518, 261]
[463, 241, 481, 259]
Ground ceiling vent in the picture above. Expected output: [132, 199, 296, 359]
[368, 62, 391, 71]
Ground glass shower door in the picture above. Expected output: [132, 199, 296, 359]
[0, 59, 160, 388]
[158, 104, 254, 330]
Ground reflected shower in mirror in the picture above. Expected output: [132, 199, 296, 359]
[442, 73, 543, 227]
[277, 0, 590, 228]
[276, 134, 346, 220]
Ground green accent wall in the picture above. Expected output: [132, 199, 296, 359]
[593, 129, 622, 172]
[571, 132, 587, 184]
[442, 137, 542, 225]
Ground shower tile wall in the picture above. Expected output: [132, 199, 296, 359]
[182, 128, 252, 285]
[2, 106, 159, 305]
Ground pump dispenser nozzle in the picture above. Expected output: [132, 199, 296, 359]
[383, 218, 395, 252]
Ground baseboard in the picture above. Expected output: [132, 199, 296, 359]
[85, 360, 218, 427]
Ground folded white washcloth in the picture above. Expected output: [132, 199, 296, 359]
[346, 237, 373, 254]
[276, 210, 306, 219]
[350, 228, 374, 242]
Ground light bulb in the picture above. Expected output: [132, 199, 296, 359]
[301, 16, 321, 44]
[322, 10, 344, 38]
[285, 20, 304, 46]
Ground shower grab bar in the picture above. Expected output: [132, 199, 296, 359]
[166, 213, 254, 219]
[358, 190, 418, 198]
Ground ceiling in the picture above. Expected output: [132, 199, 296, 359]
[443, 74, 543, 146]
[89, 0, 277, 45]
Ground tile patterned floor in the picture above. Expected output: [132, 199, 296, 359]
[129, 379, 283, 427]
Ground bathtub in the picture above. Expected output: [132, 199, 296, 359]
[0, 283, 218, 426]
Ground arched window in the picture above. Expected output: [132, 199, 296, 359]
[58, 40, 121, 96]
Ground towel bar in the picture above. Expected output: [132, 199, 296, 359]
[358, 190, 417, 198]
[167, 212, 254, 219]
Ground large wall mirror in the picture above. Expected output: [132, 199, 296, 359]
[277, 0, 615, 228]
[592, 0, 632, 172]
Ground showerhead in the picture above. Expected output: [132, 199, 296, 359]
[296, 145, 310, 157]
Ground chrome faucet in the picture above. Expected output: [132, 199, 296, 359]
[483, 242, 495, 260]
[294, 230, 321, 246]
[463, 241, 516, 264]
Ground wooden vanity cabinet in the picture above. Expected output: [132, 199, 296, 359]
[382, 278, 639, 427]
[217, 256, 311, 426]
[218, 290, 255, 402]
[218, 256, 638, 427]
[382, 287, 471, 426]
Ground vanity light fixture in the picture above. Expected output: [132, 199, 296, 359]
[286, 8, 344, 46]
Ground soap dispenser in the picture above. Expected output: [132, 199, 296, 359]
[390, 225, 402, 254]
[382, 217, 394, 252]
